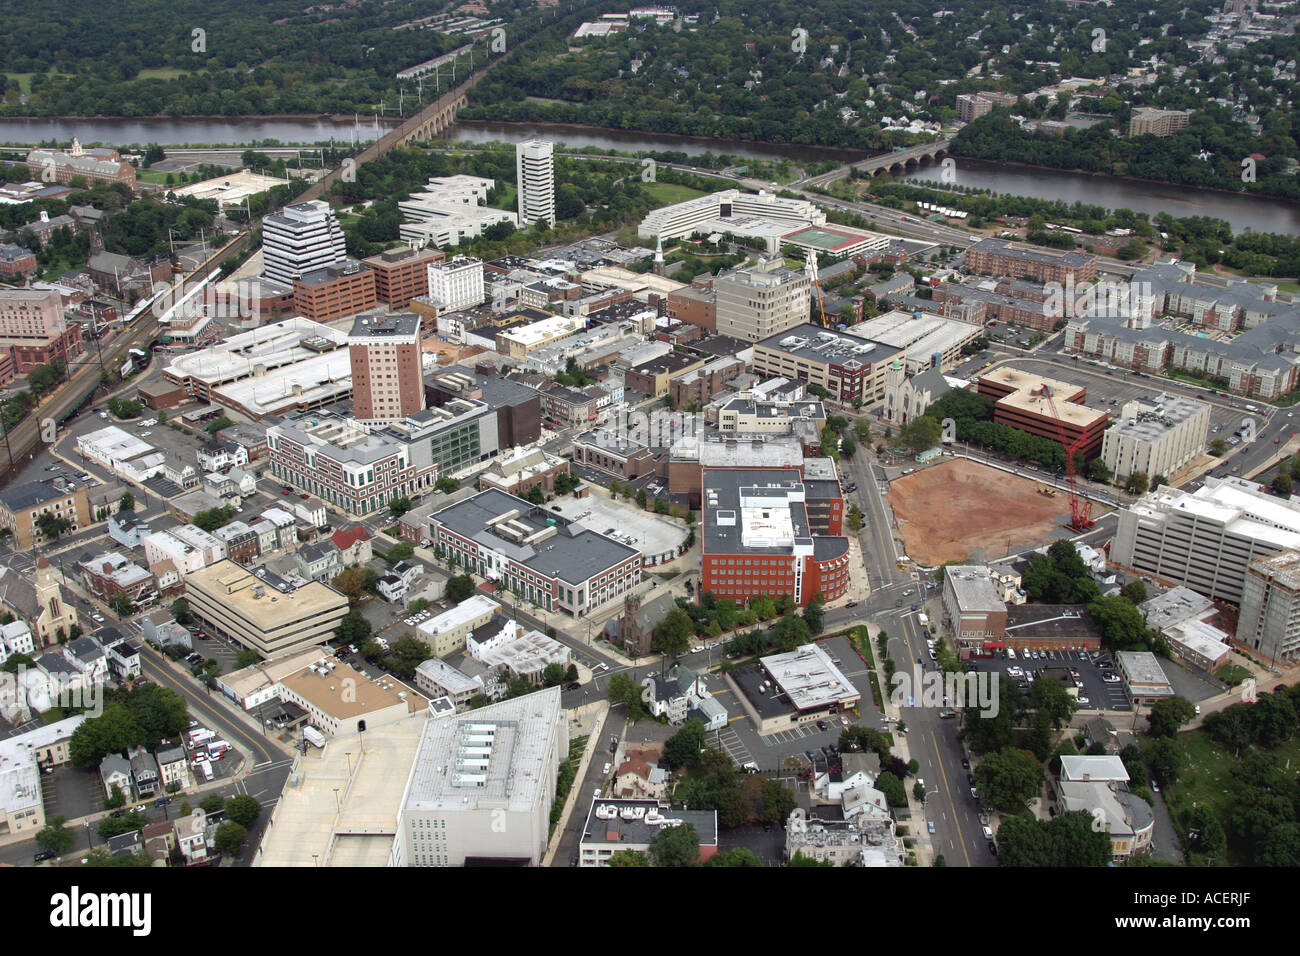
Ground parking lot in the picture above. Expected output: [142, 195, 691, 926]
[967, 648, 1131, 712]
[709, 633, 888, 774]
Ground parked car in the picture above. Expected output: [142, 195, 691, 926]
[34, 850, 57, 862]
[927, 821, 936, 834]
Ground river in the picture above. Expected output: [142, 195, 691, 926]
[1, 115, 1294, 234]
[897, 157, 1300, 236]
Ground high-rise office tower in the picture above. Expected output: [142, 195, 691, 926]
[515, 140, 556, 229]
[348, 313, 426, 423]
[262, 200, 348, 285]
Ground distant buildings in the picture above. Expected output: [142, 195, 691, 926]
[728, 643, 861, 735]
[1128, 108, 1192, 137]
[1237, 550, 1300, 664]
[25, 139, 136, 186]
[700, 467, 850, 607]
[713, 259, 812, 343]
[428, 488, 642, 617]
[752, 323, 902, 405]
[362, 245, 444, 309]
[399, 176, 517, 249]
[0, 287, 84, 375]
[515, 139, 556, 228]
[426, 255, 485, 312]
[0, 480, 90, 549]
[266, 412, 444, 516]
[977, 367, 1109, 459]
[638, 189, 826, 243]
[964, 238, 1098, 285]
[579, 798, 719, 867]
[956, 91, 1018, 122]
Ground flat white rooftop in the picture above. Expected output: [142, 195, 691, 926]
[762, 643, 860, 711]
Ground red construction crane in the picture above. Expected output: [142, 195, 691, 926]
[1035, 384, 1094, 531]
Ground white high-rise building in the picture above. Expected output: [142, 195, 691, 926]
[262, 200, 347, 285]
[1111, 476, 1300, 603]
[516, 140, 556, 229]
[427, 256, 485, 312]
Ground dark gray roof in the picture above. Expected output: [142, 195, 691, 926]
[755, 323, 903, 371]
[0, 480, 66, 511]
[430, 488, 639, 585]
[349, 312, 421, 337]
[66, 637, 104, 661]
[1004, 604, 1101, 640]
[38, 652, 79, 677]
[702, 468, 849, 562]
[908, 366, 951, 398]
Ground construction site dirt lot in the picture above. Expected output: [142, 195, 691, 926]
[888, 458, 1071, 566]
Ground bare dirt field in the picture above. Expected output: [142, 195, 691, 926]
[888, 458, 1071, 566]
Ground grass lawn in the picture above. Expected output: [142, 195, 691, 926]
[8, 71, 66, 94]
[489, 186, 516, 212]
[136, 67, 187, 81]
[135, 169, 173, 185]
[1165, 728, 1300, 864]
[643, 182, 707, 206]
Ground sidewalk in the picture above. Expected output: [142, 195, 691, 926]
[541, 701, 609, 868]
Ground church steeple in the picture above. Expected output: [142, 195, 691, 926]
[652, 235, 665, 277]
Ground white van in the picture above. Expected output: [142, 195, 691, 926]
[200, 761, 214, 782]
[1006, 648, 1016, 660]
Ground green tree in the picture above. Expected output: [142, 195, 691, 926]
[213, 821, 247, 856]
[662, 719, 707, 770]
[1120, 580, 1148, 605]
[192, 506, 236, 533]
[895, 415, 942, 452]
[1087, 459, 1111, 482]
[36, 815, 75, 856]
[446, 574, 476, 604]
[759, 778, 796, 824]
[389, 496, 413, 518]
[607, 673, 647, 722]
[1087, 595, 1150, 651]
[384, 541, 414, 562]
[876, 771, 908, 807]
[1210, 438, 1228, 456]
[1147, 696, 1196, 739]
[708, 846, 763, 866]
[847, 504, 864, 533]
[770, 613, 812, 652]
[35, 512, 72, 541]
[607, 849, 649, 866]
[1029, 674, 1077, 728]
[541, 662, 565, 687]
[651, 607, 695, 661]
[235, 649, 261, 669]
[789, 850, 836, 867]
[1273, 472, 1294, 496]
[648, 820, 700, 866]
[224, 795, 263, 827]
[974, 747, 1044, 813]
[171, 598, 192, 626]
[1124, 471, 1150, 495]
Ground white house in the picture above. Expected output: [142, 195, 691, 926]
[99, 753, 132, 799]
[640, 663, 727, 731]
[377, 573, 410, 603]
[197, 441, 248, 472]
[0, 620, 35, 661]
[63, 637, 108, 685]
[105, 639, 142, 681]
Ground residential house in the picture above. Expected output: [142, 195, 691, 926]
[99, 753, 132, 799]
[105, 639, 142, 682]
[197, 441, 248, 472]
[128, 746, 159, 797]
[332, 527, 373, 567]
[174, 816, 209, 863]
[295, 541, 340, 583]
[63, 636, 107, 685]
[107, 512, 150, 549]
[377, 573, 410, 603]
[639, 663, 727, 730]
[213, 520, 260, 565]
[613, 746, 672, 801]
[155, 745, 189, 793]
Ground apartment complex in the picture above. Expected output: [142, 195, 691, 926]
[515, 139, 556, 229]
[700, 468, 851, 607]
[752, 323, 902, 405]
[262, 200, 348, 286]
[185, 561, 349, 657]
[362, 245, 445, 308]
[1111, 477, 1300, 603]
[978, 368, 1109, 459]
[1128, 108, 1192, 137]
[0, 288, 83, 373]
[1100, 394, 1210, 484]
[964, 238, 1098, 285]
[348, 314, 426, 423]
[1237, 549, 1300, 664]
[955, 91, 1019, 122]
[713, 259, 811, 342]
[0, 480, 90, 549]
[415, 593, 500, 658]
[428, 488, 642, 617]
[266, 413, 441, 517]
[426, 256, 485, 312]
[392, 687, 567, 867]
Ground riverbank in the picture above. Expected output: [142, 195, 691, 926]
[946, 152, 1300, 206]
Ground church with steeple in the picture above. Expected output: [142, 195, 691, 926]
[882, 356, 952, 426]
[0, 554, 81, 648]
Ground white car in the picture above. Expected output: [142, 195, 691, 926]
[1077, 696, 1091, 707]
[1101, 673, 1121, 683]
